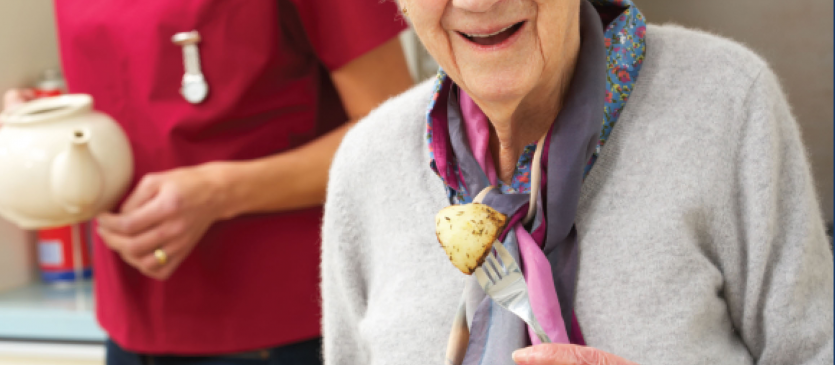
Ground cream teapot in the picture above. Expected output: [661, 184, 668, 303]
[0, 94, 133, 229]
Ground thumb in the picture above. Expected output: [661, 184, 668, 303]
[3, 89, 35, 111]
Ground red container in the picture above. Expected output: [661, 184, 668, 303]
[32, 69, 65, 97]
[37, 224, 93, 284]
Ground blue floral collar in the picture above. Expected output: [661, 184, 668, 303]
[426, 0, 647, 203]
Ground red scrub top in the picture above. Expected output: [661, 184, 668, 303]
[54, 0, 406, 355]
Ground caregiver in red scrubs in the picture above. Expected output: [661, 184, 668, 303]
[4, 0, 412, 363]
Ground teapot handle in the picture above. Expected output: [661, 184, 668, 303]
[50, 129, 103, 215]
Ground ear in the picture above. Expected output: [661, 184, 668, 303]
[399, 0, 409, 16]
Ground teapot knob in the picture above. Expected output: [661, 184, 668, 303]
[50, 129, 103, 215]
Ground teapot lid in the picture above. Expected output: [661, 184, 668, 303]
[0, 94, 93, 125]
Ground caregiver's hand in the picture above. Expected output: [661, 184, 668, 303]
[513, 344, 639, 365]
[2, 89, 35, 111]
[97, 162, 234, 281]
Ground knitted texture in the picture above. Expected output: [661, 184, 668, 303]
[321, 24, 834, 365]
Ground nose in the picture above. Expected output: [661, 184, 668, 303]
[451, 0, 502, 13]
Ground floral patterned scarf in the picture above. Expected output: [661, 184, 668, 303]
[426, 1, 647, 364]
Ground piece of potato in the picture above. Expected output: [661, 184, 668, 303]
[435, 203, 507, 275]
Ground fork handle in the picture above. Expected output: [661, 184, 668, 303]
[527, 317, 552, 343]
[533, 327, 551, 344]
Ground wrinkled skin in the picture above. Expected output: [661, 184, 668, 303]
[401, 0, 642, 364]
[402, 0, 581, 182]
[513, 344, 639, 365]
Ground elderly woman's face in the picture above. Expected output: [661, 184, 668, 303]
[407, 0, 580, 105]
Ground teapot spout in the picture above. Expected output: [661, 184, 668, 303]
[50, 129, 103, 215]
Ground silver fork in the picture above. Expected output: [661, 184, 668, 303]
[474, 240, 551, 343]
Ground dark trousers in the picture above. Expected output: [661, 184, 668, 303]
[106, 338, 323, 365]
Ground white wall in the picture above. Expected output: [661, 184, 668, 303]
[400, 30, 440, 82]
[0, 1, 58, 291]
[637, 0, 834, 221]
[0, 1, 61, 92]
[0, 219, 36, 292]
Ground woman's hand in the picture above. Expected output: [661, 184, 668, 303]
[513, 344, 639, 365]
[97, 162, 234, 281]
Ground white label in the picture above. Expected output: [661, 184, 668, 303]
[38, 240, 64, 266]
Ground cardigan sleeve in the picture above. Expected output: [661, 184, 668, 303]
[723, 66, 834, 365]
[321, 126, 371, 365]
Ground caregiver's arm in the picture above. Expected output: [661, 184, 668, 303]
[217, 36, 413, 216]
[96, 37, 413, 281]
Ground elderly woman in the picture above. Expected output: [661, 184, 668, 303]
[321, 0, 834, 364]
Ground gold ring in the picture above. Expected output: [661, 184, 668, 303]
[154, 248, 168, 266]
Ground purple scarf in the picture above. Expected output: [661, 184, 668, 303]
[429, 2, 631, 364]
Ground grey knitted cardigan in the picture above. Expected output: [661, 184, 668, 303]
[321, 24, 834, 365]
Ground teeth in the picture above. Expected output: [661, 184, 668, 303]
[465, 24, 515, 38]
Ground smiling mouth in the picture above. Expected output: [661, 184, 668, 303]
[458, 21, 526, 47]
